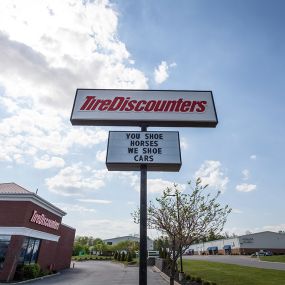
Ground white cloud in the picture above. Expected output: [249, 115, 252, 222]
[75, 218, 139, 239]
[250, 155, 257, 160]
[242, 169, 250, 180]
[262, 224, 285, 232]
[116, 172, 185, 195]
[96, 150, 107, 163]
[232, 208, 243, 214]
[148, 179, 185, 194]
[55, 203, 96, 213]
[117, 172, 139, 190]
[0, 108, 108, 162]
[154, 61, 176, 84]
[195, 160, 229, 193]
[0, 0, 148, 165]
[78, 198, 112, 204]
[45, 164, 107, 196]
[34, 155, 65, 169]
[224, 224, 285, 236]
[236, 183, 256, 192]
[180, 137, 189, 150]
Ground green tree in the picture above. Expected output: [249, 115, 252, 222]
[132, 178, 231, 285]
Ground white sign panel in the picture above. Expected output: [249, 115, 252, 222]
[106, 131, 181, 171]
[71, 89, 218, 127]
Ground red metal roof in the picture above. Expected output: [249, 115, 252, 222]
[0, 183, 32, 194]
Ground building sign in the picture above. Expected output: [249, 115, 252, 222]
[30, 210, 60, 230]
[106, 131, 181, 171]
[70, 89, 218, 127]
[240, 237, 254, 244]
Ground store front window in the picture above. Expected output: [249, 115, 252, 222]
[0, 235, 11, 270]
[18, 237, 41, 265]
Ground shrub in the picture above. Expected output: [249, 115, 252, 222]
[121, 252, 126, 261]
[159, 248, 163, 258]
[127, 252, 133, 262]
[22, 264, 41, 280]
[185, 274, 191, 281]
[195, 277, 202, 283]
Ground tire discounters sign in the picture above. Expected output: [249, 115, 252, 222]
[70, 89, 218, 127]
[106, 131, 181, 171]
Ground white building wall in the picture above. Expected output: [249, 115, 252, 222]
[188, 237, 239, 254]
[188, 231, 285, 255]
[103, 235, 154, 250]
[239, 231, 285, 249]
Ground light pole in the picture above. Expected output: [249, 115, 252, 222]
[167, 193, 184, 275]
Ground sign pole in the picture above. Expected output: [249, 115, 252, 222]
[139, 125, 147, 285]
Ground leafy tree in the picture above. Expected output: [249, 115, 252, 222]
[73, 241, 89, 256]
[132, 178, 231, 285]
[113, 240, 139, 252]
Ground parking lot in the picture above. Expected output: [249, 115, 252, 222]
[19, 261, 168, 285]
[183, 255, 285, 270]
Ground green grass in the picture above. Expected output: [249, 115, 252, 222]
[183, 260, 285, 285]
[259, 255, 285, 263]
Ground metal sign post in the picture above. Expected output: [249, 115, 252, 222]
[139, 125, 147, 285]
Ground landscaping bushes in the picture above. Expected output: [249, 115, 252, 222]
[72, 255, 113, 261]
[182, 274, 218, 285]
[14, 263, 51, 281]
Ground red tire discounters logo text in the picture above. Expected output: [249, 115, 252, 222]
[30, 210, 60, 230]
[80, 96, 207, 113]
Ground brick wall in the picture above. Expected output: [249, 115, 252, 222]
[0, 236, 24, 282]
[0, 201, 62, 235]
[0, 201, 75, 281]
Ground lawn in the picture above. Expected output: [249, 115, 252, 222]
[260, 255, 285, 263]
[182, 259, 285, 285]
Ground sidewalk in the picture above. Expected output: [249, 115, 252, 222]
[3, 261, 169, 285]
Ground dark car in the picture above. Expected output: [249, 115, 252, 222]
[258, 250, 273, 256]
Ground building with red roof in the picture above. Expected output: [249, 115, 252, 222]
[0, 183, 75, 282]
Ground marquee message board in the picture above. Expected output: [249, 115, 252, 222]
[70, 89, 218, 127]
[106, 131, 181, 171]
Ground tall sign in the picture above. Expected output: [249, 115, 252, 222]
[70, 89, 218, 127]
[70, 89, 218, 285]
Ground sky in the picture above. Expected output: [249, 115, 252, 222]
[0, 0, 285, 240]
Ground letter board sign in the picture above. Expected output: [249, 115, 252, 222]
[70, 89, 218, 127]
[106, 131, 181, 171]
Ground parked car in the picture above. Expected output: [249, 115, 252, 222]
[257, 250, 273, 256]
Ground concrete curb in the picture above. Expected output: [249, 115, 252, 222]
[152, 266, 180, 285]
[0, 272, 60, 284]
[258, 260, 285, 265]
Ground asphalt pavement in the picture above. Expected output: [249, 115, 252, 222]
[183, 255, 285, 270]
[20, 261, 168, 285]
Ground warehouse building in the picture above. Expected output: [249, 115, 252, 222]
[103, 235, 154, 250]
[188, 231, 285, 255]
[0, 183, 76, 282]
